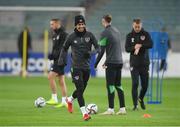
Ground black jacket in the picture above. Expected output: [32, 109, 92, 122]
[58, 28, 99, 69]
[51, 27, 68, 64]
[125, 29, 153, 67]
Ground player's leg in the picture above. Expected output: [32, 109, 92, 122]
[54, 65, 67, 108]
[68, 68, 90, 120]
[130, 66, 139, 110]
[55, 75, 68, 108]
[69, 68, 79, 100]
[70, 69, 90, 99]
[115, 64, 126, 115]
[101, 65, 116, 115]
[72, 70, 86, 113]
[82, 69, 90, 92]
[46, 70, 58, 105]
[139, 66, 149, 110]
[66, 68, 83, 113]
[80, 69, 91, 120]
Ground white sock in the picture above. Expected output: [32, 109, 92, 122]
[108, 108, 114, 112]
[120, 107, 126, 111]
[68, 95, 74, 103]
[52, 94, 58, 102]
[61, 97, 66, 104]
[80, 106, 87, 115]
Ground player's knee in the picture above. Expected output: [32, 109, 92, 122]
[48, 73, 54, 80]
[107, 85, 115, 94]
[59, 77, 65, 85]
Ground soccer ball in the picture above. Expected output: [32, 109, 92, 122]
[34, 97, 46, 108]
[86, 103, 98, 114]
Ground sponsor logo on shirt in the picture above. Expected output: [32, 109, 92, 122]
[131, 38, 135, 43]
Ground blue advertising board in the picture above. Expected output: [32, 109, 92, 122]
[0, 52, 96, 76]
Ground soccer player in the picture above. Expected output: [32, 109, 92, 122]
[94, 14, 126, 115]
[58, 15, 99, 121]
[46, 19, 68, 108]
[125, 19, 153, 110]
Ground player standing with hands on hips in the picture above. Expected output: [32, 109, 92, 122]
[58, 15, 99, 121]
[125, 19, 153, 110]
[94, 14, 126, 115]
[46, 19, 68, 108]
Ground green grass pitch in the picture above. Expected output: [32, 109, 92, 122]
[0, 76, 180, 126]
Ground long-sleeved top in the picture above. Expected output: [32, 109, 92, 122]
[125, 28, 153, 67]
[58, 28, 99, 69]
[95, 25, 123, 68]
[51, 27, 68, 64]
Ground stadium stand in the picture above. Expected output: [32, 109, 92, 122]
[0, 0, 180, 52]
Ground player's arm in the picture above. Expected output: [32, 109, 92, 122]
[125, 34, 135, 53]
[140, 32, 153, 49]
[91, 33, 100, 54]
[58, 35, 71, 65]
[94, 37, 107, 68]
[83, 33, 100, 59]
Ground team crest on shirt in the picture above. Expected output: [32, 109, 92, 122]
[85, 37, 90, 43]
[140, 35, 145, 41]
[131, 38, 135, 43]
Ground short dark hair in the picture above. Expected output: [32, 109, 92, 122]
[51, 18, 60, 23]
[103, 14, 112, 23]
[133, 18, 141, 24]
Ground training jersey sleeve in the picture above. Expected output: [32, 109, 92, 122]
[99, 31, 108, 46]
[140, 32, 153, 49]
[58, 34, 72, 66]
